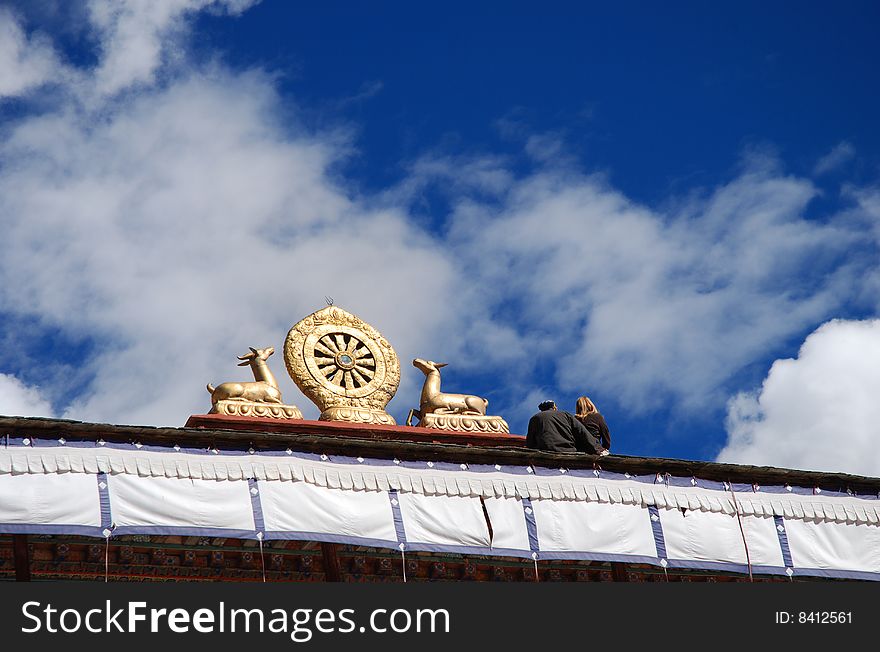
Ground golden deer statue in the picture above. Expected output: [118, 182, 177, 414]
[207, 346, 283, 405]
[411, 358, 488, 419]
[406, 358, 507, 433]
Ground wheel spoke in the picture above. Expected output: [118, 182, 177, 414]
[351, 368, 369, 386]
[320, 336, 339, 353]
[353, 346, 369, 359]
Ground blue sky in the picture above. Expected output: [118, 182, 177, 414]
[1, 1, 879, 475]
[205, 3, 880, 194]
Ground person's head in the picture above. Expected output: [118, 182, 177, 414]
[538, 400, 556, 412]
[576, 395, 597, 416]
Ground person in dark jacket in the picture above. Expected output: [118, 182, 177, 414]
[575, 395, 611, 451]
[526, 400, 608, 455]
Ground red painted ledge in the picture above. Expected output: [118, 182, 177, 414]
[184, 413, 527, 448]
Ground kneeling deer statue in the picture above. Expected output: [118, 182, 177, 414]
[408, 358, 488, 425]
[207, 346, 283, 405]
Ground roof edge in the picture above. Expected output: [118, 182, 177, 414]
[1, 414, 878, 493]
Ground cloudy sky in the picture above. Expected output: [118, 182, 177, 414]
[1, 1, 878, 476]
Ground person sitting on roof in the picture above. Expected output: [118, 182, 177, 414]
[526, 400, 609, 455]
[575, 395, 611, 452]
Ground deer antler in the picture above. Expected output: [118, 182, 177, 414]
[237, 347, 275, 365]
[237, 350, 256, 366]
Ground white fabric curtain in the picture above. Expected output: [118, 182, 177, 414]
[483, 496, 532, 552]
[108, 474, 255, 532]
[396, 493, 491, 550]
[0, 472, 101, 530]
[258, 480, 398, 544]
[530, 500, 657, 558]
[659, 508, 784, 568]
[784, 518, 880, 574]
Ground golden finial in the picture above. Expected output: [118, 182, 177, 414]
[284, 305, 399, 425]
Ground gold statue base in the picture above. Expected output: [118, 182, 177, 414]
[319, 406, 396, 425]
[419, 413, 510, 434]
[211, 400, 303, 420]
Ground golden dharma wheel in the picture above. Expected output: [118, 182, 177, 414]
[305, 326, 383, 397]
[284, 306, 399, 424]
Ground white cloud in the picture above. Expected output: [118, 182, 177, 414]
[0, 373, 54, 418]
[0, 1, 260, 102]
[814, 141, 856, 176]
[86, 0, 259, 98]
[0, 7, 64, 97]
[718, 319, 880, 475]
[442, 158, 872, 413]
